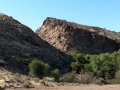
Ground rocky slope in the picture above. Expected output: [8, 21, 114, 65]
[36, 17, 120, 54]
[0, 14, 73, 74]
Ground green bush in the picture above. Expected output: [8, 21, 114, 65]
[70, 53, 89, 73]
[51, 69, 61, 82]
[0, 60, 6, 66]
[29, 60, 50, 79]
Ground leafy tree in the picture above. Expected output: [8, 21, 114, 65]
[69, 53, 89, 73]
[69, 49, 120, 80]
[85, 52, 120, 80]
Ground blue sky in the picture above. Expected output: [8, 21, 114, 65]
[0, 0, 120, 32]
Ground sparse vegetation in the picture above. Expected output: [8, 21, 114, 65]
[29, 60, 50, 79]
[75, 71, 93, 84]
[23, 81, 30, 88]
[61, 71, 76, 83]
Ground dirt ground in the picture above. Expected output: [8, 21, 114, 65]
[5, 84, 120, 90]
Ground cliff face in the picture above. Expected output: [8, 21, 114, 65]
[0, 14, 73, 73]
[36, 17, 120, 54]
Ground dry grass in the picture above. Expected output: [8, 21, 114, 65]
[61, 71, 76, 83]
[1, 68, 120, 89]
[75, 72, 93, 84]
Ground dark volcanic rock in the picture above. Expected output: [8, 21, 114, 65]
[36, 17, 120, 54]
[0, 14, 73, 73]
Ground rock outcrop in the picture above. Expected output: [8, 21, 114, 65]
[0, 14, 73, 73]
[36, 17, 120, 54]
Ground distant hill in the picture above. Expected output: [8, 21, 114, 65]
[0, 14, 73, 73]
[36, 17, 120, 54]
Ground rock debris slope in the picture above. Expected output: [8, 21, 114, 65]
[36, 17, 120, 54]
[0, 14, 73, 73]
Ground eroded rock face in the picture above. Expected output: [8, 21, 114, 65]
[36, 17, 120, 54]
[0, 14, 73, 73]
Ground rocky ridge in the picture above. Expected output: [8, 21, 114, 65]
[36, 17, 120, 54]
[0, 14, 73, 73]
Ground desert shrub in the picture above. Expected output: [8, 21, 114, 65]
[29, 60, 50, 79]
[8, 76, 14, 83]
[23, 81, 30, 88]
[31, 77, 39, 83]
[0, 60, 6, 66]
[41, 81, 50, 86]
[14, 74, 23, 82]
[92, 78, 105, 85]
[20, 75, 31, 83]
[75, 72, 93, 84]
[107, 79, 117, 84]
[61, 71, 76, 83]
[51, 69, 61, 82]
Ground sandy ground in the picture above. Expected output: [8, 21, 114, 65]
[5, 84, 120, 90]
